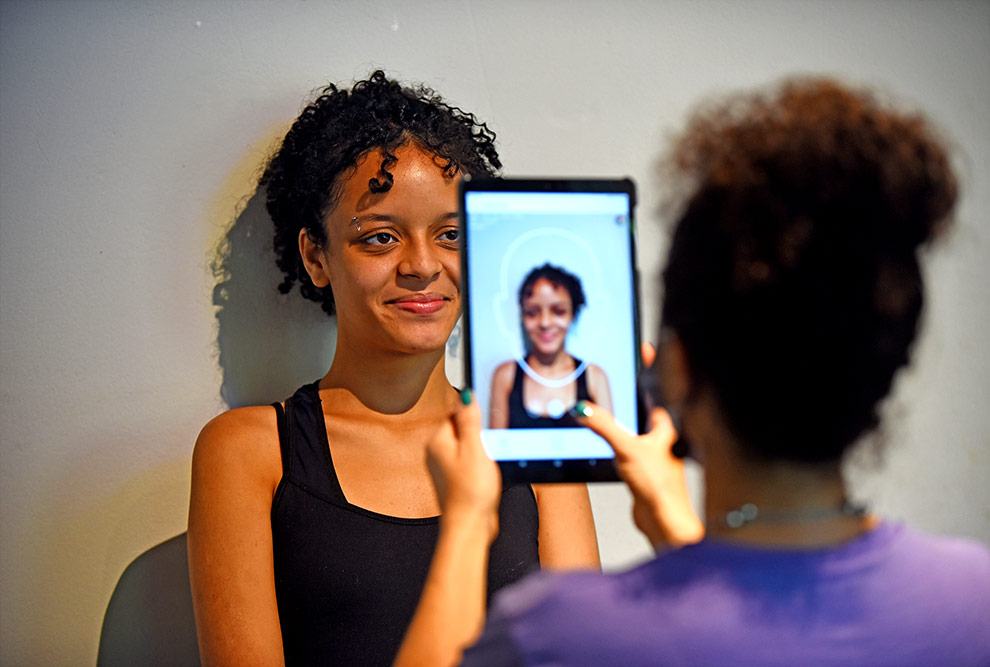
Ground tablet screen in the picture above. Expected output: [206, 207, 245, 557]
[460, 178, 640, 482]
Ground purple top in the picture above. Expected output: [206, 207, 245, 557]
[462, 522, 990, 666]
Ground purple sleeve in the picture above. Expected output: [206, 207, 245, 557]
[460, 571, 570, 666]
[459, 608, 529, 666]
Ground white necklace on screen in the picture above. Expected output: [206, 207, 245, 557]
[518, 356, 588, 389]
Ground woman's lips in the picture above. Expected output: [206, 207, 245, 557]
[390, 294, 448, 314]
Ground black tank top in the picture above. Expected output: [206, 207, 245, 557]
[507, 359, 591, 428]
[270, 382, 540, 666]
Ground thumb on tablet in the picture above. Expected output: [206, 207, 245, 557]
[571, 400, 637, 460]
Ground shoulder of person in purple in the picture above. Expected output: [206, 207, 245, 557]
[463, 523, 990, 667]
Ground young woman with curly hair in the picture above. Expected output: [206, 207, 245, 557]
[187, 71, 600, 667]
[396, 78, 990, 666]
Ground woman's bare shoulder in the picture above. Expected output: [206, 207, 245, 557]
[490, 360, 517, 391]
[193, 405, 283, 483]
[585, 364, 613, 409]
[586, 363, 609, 382]
[198, 405, 278, 444]
[493, 360, 517, 380]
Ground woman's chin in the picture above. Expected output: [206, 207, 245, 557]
[400, 330, 458, 356]
[376, 314, 459, 355]
[393, 334, 451, 355]
[340, 323, 453, 359]
[528, 345, 566, 361]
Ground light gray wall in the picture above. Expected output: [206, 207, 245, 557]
[2, 1, 988, 664]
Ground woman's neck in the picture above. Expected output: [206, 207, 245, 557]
[704, 458, 870, 548]
[320, 343, 456, 416]
[525, 350, 574, 377]
[686, 392, 872, 548]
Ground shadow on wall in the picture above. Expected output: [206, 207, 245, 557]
[98, 190, 338, 664]
[97, 534, 199, 667]
[211, 189, 337, 409]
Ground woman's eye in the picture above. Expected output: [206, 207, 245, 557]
[437, 228, 459, 243]
[363, 232, 396, 246]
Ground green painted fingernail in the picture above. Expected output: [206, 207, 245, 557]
[572, 400, 593, 418]
[460, 388, 473, 405]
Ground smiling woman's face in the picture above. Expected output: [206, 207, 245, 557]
[299, 142, 462, 356]
[521, 278, 575, 358]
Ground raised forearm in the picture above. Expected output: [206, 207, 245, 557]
[394, 509, 495, 667]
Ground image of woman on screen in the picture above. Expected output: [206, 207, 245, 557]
[489, 263, 613, 428]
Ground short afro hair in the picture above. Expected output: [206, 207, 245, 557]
[518, 264, 587, 318]
[661, 78, 957, 463]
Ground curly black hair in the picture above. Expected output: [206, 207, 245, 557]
[518, 263, 587, 319]
[260, 70, 501, 315]
[660, 78, 957, 463]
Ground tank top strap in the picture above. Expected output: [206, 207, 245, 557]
[573, 357, 591, 401]
[511, 361, 525, 392]
[271, 400, 290, 473]
[276, 382, 349, 505]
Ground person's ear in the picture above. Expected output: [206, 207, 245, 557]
[659, 332, 691, 407]
[298, 228, 331, 288]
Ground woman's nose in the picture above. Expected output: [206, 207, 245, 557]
[397, 239, 442, 281]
